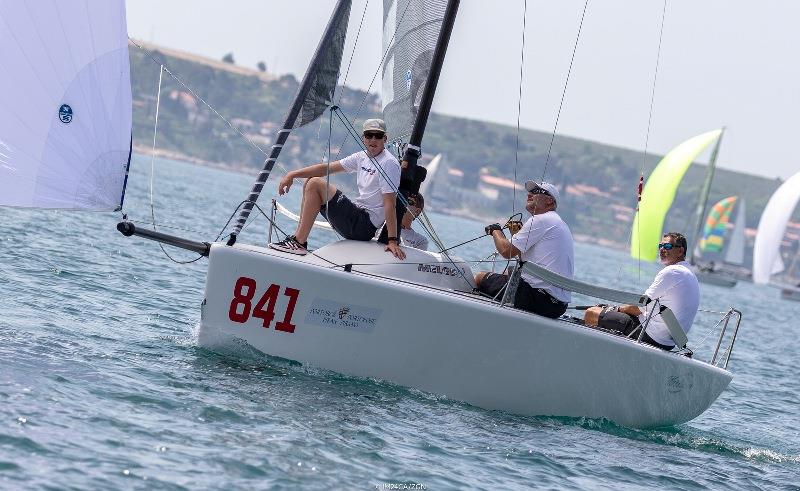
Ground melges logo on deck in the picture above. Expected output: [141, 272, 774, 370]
[58, 104, 73, 124]
[417, 263, 464, 277]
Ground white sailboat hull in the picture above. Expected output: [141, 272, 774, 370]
[198, 242, 732, 428]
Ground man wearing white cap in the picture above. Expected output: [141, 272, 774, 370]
[269, 118, 405, 259]
[475, 180, 574, 318]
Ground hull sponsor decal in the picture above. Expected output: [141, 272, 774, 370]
[305, 298, 381, 332]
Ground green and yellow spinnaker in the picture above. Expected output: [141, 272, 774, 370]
[630, 129, 723, 261]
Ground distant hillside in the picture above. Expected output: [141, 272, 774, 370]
[129, 41, 787, 257]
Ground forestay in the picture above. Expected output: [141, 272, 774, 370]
[381, 0, 448, 141]
[0, 0, 132, 211]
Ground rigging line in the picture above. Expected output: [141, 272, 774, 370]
[439, 233, 488, 253]
[333, 0, 414, 159]
[149, 65, 164, 228]
[335, 0, 370, 106]
[128, 39, 284, 169]
[324, 106, 344, 240]
[145, 66, 202, 265]
[512, 0, 529, 214]
[636, 0, 667, 286]
[541, 0, 590, 182]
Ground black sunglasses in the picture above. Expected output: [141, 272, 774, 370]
[363, 131, 385, 140]
[529, 188, 551, 197]
[658, 242, 680, 250]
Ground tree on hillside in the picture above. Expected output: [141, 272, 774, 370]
[257, 61, 267, 72]
[222, 52, 235, 64]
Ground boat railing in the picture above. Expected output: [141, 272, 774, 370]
[519, 261, 742, 362]
[710, 308, 742, 369]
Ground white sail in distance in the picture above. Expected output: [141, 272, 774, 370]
[724, 199, 746, 266]
[753, 172, 800, 284]
[0, 0, 132, 211]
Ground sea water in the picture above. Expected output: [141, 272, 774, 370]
[1, 156, 798, 490]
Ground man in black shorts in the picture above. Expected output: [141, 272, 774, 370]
[269, 119, 405, 259]
[475, 180, 574, 319]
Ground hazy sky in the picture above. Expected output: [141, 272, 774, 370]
[126, 0, 800, 180]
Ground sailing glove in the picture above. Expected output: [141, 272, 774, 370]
[485, 223, 502, 235]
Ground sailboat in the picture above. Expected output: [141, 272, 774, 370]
[752, 171, 800, 299]
[3, 0, 742, 428]
[630, 128, 742, 287]
[692, 196, 747, 287]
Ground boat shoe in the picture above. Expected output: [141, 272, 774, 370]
[269, 235, 309, 255]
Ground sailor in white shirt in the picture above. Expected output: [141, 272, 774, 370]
[269, 118, 405, 260]
[586, 232, 700, 350]
[475, 181, 574, 319]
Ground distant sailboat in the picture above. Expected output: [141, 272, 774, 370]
[753, 171, 800, 296]
[631, 128, 722, 262]
[692, 196, 746, 287]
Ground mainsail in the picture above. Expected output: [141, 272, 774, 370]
[381, 0, 448, 142]
[753, 171, 800, 284]
[228, 0, 352, 242]
[631, 129, 723, 261]
[0, 0, 132, 211]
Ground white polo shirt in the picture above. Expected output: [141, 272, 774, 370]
[639, 260, 700, 347]
[339, 149, 401, 227]
[510, 211, 574, 303]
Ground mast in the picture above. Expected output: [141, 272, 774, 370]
[399, 0, 460, 192]
[689, 127, 725, 263]
[227, 0, 352, 246]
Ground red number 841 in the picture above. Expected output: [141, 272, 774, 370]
[228, 277, 300, 333]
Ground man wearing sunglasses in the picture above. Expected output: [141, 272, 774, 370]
[270, 118, 405, 260]
[475, 180, 574, 318]
[585, 232, 700, 350]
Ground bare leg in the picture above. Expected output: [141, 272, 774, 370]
[295, 177, 338, 243]
[474, 271, 489, 287]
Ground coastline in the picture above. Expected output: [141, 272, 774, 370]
[133, 147, 629, 251]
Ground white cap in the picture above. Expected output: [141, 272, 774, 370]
[362, 118, 386, 133]
[525, 180, 560, 203]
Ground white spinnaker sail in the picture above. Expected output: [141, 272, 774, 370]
[418, 153, 441, 197]
[724, 199, 746, 266]
[753, 172, 800, 283]
[0, 0, 132, 211]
